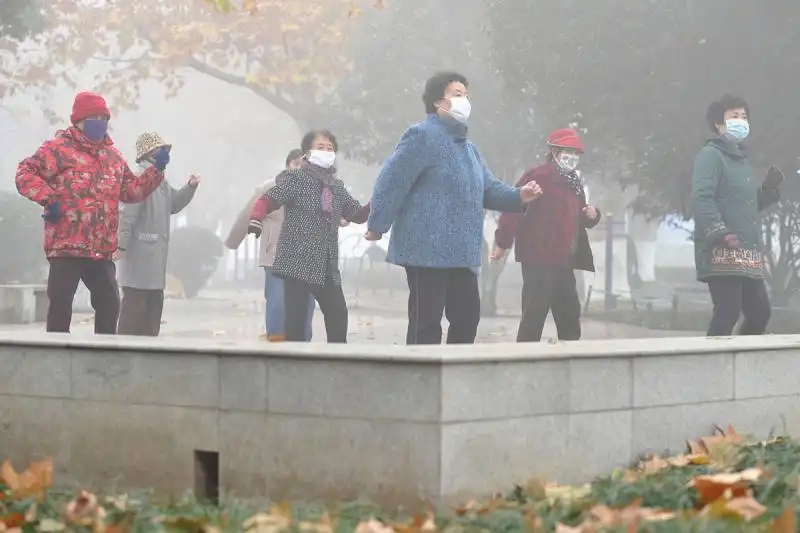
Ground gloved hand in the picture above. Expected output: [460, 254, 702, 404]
[247, 222, 262, 238]
[42, 201, 61, 223]
[722, 234, 741, 249]
[153, 147, 170, 171]
[763, 165, 785, 191]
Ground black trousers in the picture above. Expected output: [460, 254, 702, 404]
[405, 266, 480, 345]
[118, 287, 165, 336]
[47, 257, 120, 334]
[706, 276, 771, 336]
[284, 277, 347, 342]
[518, 265, 582, 342]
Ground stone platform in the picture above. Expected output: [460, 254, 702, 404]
[0, 332, 799, 505]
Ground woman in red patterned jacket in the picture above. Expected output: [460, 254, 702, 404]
[491, 129, 602, 342]
[15, 91, 169, 335]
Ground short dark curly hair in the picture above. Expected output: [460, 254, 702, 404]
[301, 129, 339, 153]
[706, 95, 750, 133]
[284, 148, 303, 167]
[422, 71, 468, 114]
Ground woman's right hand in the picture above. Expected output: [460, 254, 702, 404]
[247, 222, 262, 238]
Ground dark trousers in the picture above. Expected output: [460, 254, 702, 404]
[47, 257, 120, 334]
[706, 276, 771, 336]
[284, 277, 347, 343]
[118, 287, 165, 336]
[518, 265, 581, 342]
[404, 266, 480, 345]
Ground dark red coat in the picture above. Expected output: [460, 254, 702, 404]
[16, 127, 164, 260]
[495, 162, 600, 271]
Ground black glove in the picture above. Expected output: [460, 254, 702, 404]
[247, 222, 262, 238]
[763, 165, 785, 190]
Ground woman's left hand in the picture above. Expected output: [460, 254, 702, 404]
[188, 174, 202, 187]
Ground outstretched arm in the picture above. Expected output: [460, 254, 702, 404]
[248, 172, 297, 233]
[341, 187, 371, 224]
[120, 163, 164, 203]
[367, 126, 430, 235]
[170, 182, 198, 214]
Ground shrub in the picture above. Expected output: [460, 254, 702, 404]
[167, 226, 223, 299]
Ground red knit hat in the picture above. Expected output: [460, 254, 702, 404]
[70, 92, 111, 124]
[547, 128, 584, 153]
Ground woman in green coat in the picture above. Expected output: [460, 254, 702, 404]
[692, 95, 783, 336]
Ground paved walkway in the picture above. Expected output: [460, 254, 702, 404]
[6, 288, 698, 343]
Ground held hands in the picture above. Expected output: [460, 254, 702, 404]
[188, 174, 201, 187]
[763, 165, 785, 191]
[364, 231, 381, 241]
[582, 205, 599, 220]
[42, 201, 61, 223]
[153, 147, 170, 171]
[489, 245, 506, 261]
[519, 180, 543, 203]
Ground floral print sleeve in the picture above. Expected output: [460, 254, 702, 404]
[15, 140, 60, 206]
[119, 163, 164, 204]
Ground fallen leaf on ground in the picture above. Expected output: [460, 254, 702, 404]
[0, 458, 53, 500]
[63, 491, 107, 529]
[687, 425, 745, 455]
[38, 518, 65, 531]
[244, 505, 293, 533]
[355, 518, 395, 533]
[689, 468, 763, 504]
[584, 502, 676, 528]
[723, 497, 768, 521]
[771, 506, 796, 533]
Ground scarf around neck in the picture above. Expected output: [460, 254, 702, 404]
[301, 160, 337, 214]
[430, 113, 468, 142]
[554, 162, 584, 197]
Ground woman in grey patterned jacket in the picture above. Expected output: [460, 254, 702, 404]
[247, 130, 369, 343]
[117, 132, 199, 336]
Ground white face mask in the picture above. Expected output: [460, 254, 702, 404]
[307, 149, 336, 169]
[556, 152, 580, 172]
[447, 97, 472, 124]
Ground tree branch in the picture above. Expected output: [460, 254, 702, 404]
[186, 56, 296, 119]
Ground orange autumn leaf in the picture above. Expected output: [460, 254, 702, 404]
[0, 458, 53, 501]
[771, 506, 797, 533]
[3, 512, 25, 528]
[689, 469, 763, 505]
